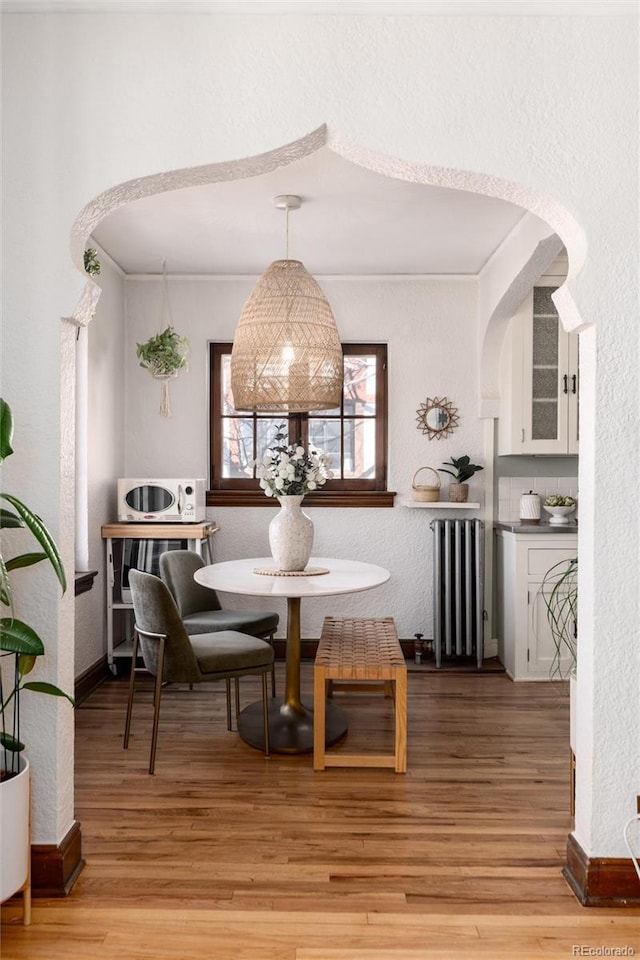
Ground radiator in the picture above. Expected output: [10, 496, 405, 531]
[430, 519, 484, 668]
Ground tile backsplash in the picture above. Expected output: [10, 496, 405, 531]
[498, 476, 578, 523]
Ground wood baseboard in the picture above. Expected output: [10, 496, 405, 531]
[564, 833, 640, 906]
[31, 820, 84, 898]
[75, 656, 111, 705]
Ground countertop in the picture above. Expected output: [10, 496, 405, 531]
[494, 521, 578, 535]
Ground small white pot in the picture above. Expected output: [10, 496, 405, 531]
[0, 756, 30, 904]
[543, 505, 576, 525]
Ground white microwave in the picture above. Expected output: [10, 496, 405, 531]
[117, 478, 206, 523]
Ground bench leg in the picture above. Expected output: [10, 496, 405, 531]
[313, 666, 327, 771]
[394, 670, 407, 774]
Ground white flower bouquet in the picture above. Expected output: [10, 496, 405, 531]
[253, 425, 333, 498]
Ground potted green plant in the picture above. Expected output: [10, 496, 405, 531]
[438, 455, 483, 503]
[83, 248, 101, 277]
[0, 398, 73, 917]
[136, 326, 189, 417]
[540, 555, 578, 779]
[540, 555, 578, 678]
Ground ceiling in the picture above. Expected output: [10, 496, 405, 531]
[92, 146, 529, 277]
[2, 2, 629, 14]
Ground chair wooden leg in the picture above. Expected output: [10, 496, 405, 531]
[225, 678, 232, 731]
[123, 629, 140, 749]
[148, 637, 166, 775]
[261, 672, 270, 758]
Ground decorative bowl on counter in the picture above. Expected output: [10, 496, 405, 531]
[543, 504, 576, 525]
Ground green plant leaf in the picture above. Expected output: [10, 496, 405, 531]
[540, 556, 578, 678]
[5, 552, 47, 572]
[83, 248, 101, 276]
[0, 618, 45, 656]
[1, 507, 24, 528]
[23, 681, 75, 706]
[0, 494, 66, 593]
[438, 456, 483, 483]
[18, 654, 37, 676]
[0, 399, 14, 462]
[136, 326, 189, 376]
[0, 731, 25, 753]
[0, 555, 11, 607]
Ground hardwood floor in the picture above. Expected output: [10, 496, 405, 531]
[2, 663, 639, 958]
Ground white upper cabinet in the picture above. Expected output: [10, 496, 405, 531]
[499, 266, 578, 456]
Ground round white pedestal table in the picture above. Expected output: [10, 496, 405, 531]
[194, 557, 390, 754]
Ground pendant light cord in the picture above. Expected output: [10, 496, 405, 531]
[285, 203, 290, 260]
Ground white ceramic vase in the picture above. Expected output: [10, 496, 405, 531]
[0, 756, 30, 905]
[269, 495, 314, 572]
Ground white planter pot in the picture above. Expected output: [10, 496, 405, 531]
[269, 495, 314, 572]
[0, 756, 30, 904]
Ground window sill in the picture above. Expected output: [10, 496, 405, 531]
[207, 490, 397, 508]
[75, 570, 98, 597]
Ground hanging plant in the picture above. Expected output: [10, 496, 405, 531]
[136, 263, 189, 417]
[83, 248, 101, 276]
[136, 326, 189, 377]
[136, 326, 189, 417]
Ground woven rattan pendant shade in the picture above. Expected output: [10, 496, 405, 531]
[230, 259, 343, 413]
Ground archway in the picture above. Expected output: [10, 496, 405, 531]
[67, 124, 590, 887]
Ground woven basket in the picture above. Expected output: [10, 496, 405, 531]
[412, 467, 441, 502]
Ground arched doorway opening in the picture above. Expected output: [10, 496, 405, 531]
[68, 123, 589, 886]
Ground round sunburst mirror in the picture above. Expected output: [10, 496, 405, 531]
[415, 396, 459, 440]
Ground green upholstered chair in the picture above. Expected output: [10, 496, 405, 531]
[159, 550, 279, 695]
[124, 569, 273, 773]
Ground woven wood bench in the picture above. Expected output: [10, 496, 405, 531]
[313, 617, 407, 773]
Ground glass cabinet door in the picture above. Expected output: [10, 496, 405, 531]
[497, 259, 578, 457]
[519, 284, 577, 455]
[531, 285, 561, 442]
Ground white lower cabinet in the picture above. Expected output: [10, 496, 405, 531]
[495, 528, 577, 680]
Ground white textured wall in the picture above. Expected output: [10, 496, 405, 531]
[74, 254, 126, 677]
[124, 275, 482, 641]
[2, 8, 638, 860]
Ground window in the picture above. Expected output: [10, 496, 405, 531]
[208, 343, 393, 507]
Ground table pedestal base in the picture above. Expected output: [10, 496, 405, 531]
[238, 700, 348, 755]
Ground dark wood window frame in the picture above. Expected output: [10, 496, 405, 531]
[208, 342, 395, 507]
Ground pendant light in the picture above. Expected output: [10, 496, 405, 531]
[230, 195, 343, 413]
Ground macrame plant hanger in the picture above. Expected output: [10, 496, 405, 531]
[136, 260, 188, 417]
[158, 261, 175, 418]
